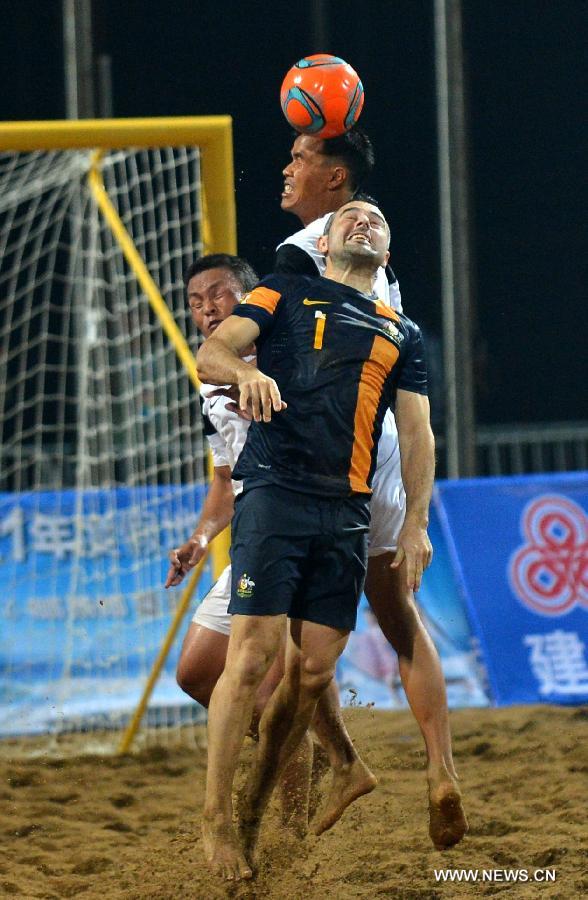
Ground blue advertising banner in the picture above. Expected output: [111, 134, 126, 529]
[1, 481, 490, 737]
[336, 501, 490, 710]
[0, 485, 211, 736]
[435, 472, 588, 706]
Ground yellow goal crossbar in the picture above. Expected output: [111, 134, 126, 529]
[0, 116, 236, 255]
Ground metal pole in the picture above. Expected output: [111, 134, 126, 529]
[310, 0, 330, 50]
[63, 0, 95, 119]
[434, 0, 477, 477]
[77, 0, 94, 117]
[97, 54, 113, 118]
[63, 0, 78, 118]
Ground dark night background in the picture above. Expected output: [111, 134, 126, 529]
[1, 0, 586, 428]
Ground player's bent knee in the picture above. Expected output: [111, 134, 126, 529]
[176, 666, 214, 707]
[176, 666, 190, 694]
[176, 675, 205, 705]
[229, 645, 275, 690]
[299, 662, 336, 698]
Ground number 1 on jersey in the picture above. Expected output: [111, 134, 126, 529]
[314, 311, 326, 350]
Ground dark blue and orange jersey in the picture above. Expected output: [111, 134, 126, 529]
[231, 274, 427, 497]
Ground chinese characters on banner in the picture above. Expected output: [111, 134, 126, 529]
[435, 473, 588, 705]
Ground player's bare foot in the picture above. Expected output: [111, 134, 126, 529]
[201, 814, 253, 881]
[313, 759, 377, 835]
[237, 811, 261, 865]
[428, 777, 468, 850]
[235, 789, 264, 865]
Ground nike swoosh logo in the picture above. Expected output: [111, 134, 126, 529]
[303, 299, 332, 306]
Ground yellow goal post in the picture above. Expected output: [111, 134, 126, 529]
[0, 117, 235, 745]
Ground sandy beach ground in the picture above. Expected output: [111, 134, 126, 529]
[1, 704, 586, 899]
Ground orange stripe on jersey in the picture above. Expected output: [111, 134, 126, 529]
[373, 300, 401, 322]
[349, 335, 400, 493]
[244, 286, 281, 315]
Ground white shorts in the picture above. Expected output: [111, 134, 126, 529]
[368, 412, 405, 557]
[192, 564, 232, 635]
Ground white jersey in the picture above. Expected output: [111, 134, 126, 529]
[193, 385, 248, 634]
[200, 386, 248, 475]
[277, 212, 403, 312]
[370, 412, 406, 557]
[199, 359, 254, 496]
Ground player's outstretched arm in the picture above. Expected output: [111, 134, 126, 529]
[196, 316, 287, 423]
[165, 464, 234, 588]
[196, 314, 260, 385]
[392, 389, 435, 591]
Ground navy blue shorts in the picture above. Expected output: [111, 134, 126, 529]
[229, 484, 370, 631]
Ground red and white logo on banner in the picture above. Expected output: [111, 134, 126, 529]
[509, 494, 588, 616]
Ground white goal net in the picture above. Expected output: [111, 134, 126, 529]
[0, 142, 216, 747]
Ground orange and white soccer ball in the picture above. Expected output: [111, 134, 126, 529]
[280, 54, 364, 139]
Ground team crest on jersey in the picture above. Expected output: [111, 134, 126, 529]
[236, 572, 255, 598]
[382, 320, 404, 343]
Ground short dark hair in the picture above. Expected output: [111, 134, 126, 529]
[319, 127, 375, 192]
[183, 253, 258, 292]
[323, 212, 336, 236]
[351, 190, 379, 206]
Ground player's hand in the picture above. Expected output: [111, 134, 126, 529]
[165, 534, 208, 588]
[390, 521, 433, 592]
[237, 371, 287, 422]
